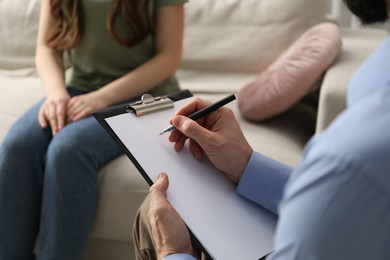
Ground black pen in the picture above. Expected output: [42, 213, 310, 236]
[159, 94, 236, 135]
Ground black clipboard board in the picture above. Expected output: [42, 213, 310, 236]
[93, 89, 276, 260]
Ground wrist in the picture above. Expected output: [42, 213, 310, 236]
[235, 144, 253, 182]
[90, 89, 112, 107]
[45, 88, 69, 99]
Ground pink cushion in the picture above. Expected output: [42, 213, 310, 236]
[238, 22, 342, 121]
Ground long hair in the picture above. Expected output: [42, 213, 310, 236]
[47, 0, 152, 51]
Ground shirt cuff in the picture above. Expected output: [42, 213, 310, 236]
[162, 253, 197, 260]
[237, 152, 292, 214]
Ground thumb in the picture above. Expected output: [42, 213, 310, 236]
[172, 116, 211, 147]
[149, 173, 170, 209]
[150, 173, 169, 194]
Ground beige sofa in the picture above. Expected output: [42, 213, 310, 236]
[0, 0, 387, 259]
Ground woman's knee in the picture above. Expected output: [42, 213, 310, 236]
[1, 126, 48, 162]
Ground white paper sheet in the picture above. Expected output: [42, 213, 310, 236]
[105, 98, 276, 259]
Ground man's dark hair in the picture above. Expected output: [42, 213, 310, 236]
[343, 0, 388, 24]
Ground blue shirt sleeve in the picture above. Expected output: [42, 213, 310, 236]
[162, 253, 196, 260]
[236, 152, 293, 214]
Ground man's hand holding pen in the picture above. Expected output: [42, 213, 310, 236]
[167, 97, 253, 184]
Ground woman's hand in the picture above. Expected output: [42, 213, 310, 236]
[67, 91, 109, 122]
[38, 90, 71, 136]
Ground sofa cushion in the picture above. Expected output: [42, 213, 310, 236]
[177, 0, 329, 93]
[238, 23, 342, 121]
[0, 0, 41, 76]
[0, 76, 44, 141]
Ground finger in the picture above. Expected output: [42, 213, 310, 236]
[166, 98, 211, 142]
[189, 138, 204, 160]
[72, 107, 91, 122]
[172, 132, 189, 152]
[171, 116, 213, 150]
[174, 98, 212, 117]
[67, 97, 87, 121]
[168, 128, 183, 143]
[149, 173, 170, 207]
[168, 128, 192, 152]
[66, 98, 79, 120]
[150, 173, 169, 194]
[38, 106, 48, 128]
[56, 100, 67, 130]
[47, 105, 59, 135]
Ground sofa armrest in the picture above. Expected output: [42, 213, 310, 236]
[316, 28, 388, 132]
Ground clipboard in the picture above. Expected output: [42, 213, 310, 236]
[93, 89, 277, 260]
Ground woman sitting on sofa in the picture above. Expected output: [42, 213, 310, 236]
[0, 0, 186, 259]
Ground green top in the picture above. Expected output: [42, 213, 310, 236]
[66, 0, 187, 97]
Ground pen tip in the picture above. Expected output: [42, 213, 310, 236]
[159, 125, 173, 136]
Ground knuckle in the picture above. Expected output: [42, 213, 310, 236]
[149, 184, 163, 194]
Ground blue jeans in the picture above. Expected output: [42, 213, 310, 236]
[0, 88, 126, 260]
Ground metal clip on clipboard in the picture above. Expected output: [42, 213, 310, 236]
[125, 94, 174, 116]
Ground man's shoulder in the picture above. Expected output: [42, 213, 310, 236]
[348, 35, 390, 105]
[320, 86, 390, 153]
[304, 87, 390, 193]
